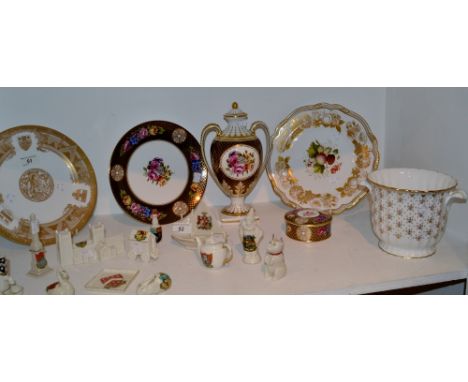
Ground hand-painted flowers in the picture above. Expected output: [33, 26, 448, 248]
[144, 157, 173, 187]
[304, 140, 342, 175]
[226, 150, 255, 177]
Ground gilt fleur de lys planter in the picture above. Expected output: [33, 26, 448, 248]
[363, 168, 467, 259]
[201, 102, 271, 216]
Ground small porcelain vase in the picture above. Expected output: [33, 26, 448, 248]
[28, 214, 52, 276]
[263, 235, 287, 281]
[195, 234, 233, 269]
[239, 208, 263, 264]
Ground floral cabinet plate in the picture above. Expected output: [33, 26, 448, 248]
[268, 103, 380, 214]
[109, 121, 208, 224]
[0, 125, 97, 245]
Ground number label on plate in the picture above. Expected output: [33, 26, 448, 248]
[172, 223, 192, 234]
[20, 155, 36, 167]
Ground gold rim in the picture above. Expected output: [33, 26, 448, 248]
[0, 125, 97, 246]
[285, 220, 332, 228]
[367, 171, 457, 194]
[267, 102, 380, 215]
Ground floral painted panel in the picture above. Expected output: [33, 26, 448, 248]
[143, 157, 173, 187]
[220, 145, 260, 181]
[304, 140, 342, 175]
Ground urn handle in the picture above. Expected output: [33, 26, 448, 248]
[250, 121, 271, 187]
[200, 123, 225, 194]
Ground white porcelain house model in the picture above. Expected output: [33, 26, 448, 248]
[56, 222, 125, 266]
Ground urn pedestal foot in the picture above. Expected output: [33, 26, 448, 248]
[221, 196, 251, 216]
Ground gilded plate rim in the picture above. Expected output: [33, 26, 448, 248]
[267, 103, 380, 215]
[0, 125, 97, 246]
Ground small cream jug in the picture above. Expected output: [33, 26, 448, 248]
[195, 234, 233, 269]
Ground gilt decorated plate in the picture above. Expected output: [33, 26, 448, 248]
[268, 103, 379, 214]
[109, 121, 208, 224]
[0, 125, 97, 245]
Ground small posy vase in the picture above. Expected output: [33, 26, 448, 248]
[201, 102, 271, 216]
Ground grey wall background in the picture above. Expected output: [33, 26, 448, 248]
[385, 88, 468, 243]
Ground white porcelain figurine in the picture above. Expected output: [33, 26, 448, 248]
[263, 235, 287, 281]
[28, 214, 52, 276]
[29, 213, 43, 252]
[2, 276, 24, 295]
[239, 208, 263, 264]
[46, 268, 75, 295]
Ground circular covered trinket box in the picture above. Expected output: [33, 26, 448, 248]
[284, 208, 332, 242]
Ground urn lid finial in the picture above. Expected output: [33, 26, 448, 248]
[224, 101, 248, 121]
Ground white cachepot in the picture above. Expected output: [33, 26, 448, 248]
[363, 168, 466, 258]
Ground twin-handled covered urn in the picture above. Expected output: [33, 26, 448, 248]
[201, 102, 271, 216]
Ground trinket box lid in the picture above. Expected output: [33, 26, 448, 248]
[284, 208, 332, 227]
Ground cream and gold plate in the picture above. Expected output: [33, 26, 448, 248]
[268, 103, 379, 214]
[0, 125, 97, 245]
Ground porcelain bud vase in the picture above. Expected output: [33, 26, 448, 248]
[201, 102, 271, 216]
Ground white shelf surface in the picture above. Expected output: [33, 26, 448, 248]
[1, 202, 467, 295]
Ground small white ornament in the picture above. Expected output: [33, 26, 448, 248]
[46, 268, 75, 295]
[28, 214, 52, 276]
[2, 276, 24, 295]
[239, 208, 263, 264]
[137, 272, 172, 295]
[263, 235, 287, 281]
[29, 213, 43, 252]
[128, 228, 159, 263]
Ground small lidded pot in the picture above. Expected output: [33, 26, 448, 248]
[285, 208, 332, 242]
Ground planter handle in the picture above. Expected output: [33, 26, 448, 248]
[444, 189, 467, 209]
[360, 178, 372, 192]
